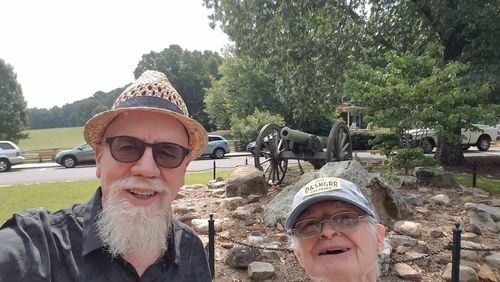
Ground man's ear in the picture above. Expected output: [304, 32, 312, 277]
[375, 224, 386, 253]
[94, 145, 103, 179]
[293, 244, 305, 268]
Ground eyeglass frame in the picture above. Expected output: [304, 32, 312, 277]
[290, 211, 369, 239]
[101, 135, 190, 169]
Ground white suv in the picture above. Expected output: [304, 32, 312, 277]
[0, 141, 25, 172]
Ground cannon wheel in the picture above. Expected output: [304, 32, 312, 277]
[326, 122, 353, 162]
[254, 124, 288, 185]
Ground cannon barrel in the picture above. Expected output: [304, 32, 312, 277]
[280, 127, 315, 144]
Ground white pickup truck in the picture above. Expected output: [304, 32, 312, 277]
[401, 125, 498, 153]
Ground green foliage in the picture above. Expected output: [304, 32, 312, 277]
[0, 59, 28, 142]
[391, 147, 436, 175]
[135, 45, 224, 131]
[230, 109, 284, 147]
[345, 51, 497, 164]
[28, 87, 123, 129]
[205, 1, 368, 127]
[368, 132, 401, 157]
[205, 55, 284, 129]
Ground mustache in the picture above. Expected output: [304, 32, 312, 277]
[110, 176, 170, 194]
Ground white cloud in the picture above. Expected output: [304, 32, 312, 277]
[0, 0, 230, 108]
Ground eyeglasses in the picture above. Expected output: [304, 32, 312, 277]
[291, 212, 367, 239]
[102, 136, 190, 168]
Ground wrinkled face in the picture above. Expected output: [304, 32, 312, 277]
[292, 201, 385, 281]
[95, 111, 190, 209]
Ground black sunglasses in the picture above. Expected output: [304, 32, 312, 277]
[102, 136, 190, 168]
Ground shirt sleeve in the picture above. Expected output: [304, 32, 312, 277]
[0, 211, 54, 281]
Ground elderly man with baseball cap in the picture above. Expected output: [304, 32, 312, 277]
[285, 177, 386, 282]
[0, 71, 211, 281]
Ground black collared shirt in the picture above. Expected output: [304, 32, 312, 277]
[0, 188, 211, 282]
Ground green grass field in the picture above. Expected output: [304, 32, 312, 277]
[18, 127, 86, 151]
[0, 170, 232, 225]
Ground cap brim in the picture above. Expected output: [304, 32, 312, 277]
[83, 107, 208, 160]
[284, 194, 376, 231]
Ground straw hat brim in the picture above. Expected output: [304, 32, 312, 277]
[83, 107, 208, 160]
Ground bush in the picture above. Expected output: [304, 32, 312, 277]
[369, 133, 400, 157]
[391, 147, 436, 174]
[230, 109, 285, 149]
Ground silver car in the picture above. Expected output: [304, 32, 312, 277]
[0, 141, 25, 172]
[54, 143, 95, 168]
[201, 135, 230, 159]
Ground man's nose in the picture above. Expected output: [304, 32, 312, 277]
[130, 147, 161, 178]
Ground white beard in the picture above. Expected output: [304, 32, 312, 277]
[96, 176, 173, 259]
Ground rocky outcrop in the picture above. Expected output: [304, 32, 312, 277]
[264, 160, 413, 226]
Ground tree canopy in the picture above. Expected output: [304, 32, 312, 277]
[0, 59, 28, 142]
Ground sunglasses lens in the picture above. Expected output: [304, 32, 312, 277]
[155, 143, 186, 168]
[109, 136, 144, 163]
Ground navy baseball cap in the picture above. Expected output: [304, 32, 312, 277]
[284, 177, 377, 232]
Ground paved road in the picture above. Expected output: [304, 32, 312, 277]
[1, 148, 498, 186]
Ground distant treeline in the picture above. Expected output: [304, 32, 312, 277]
[28, 87, 123, 129]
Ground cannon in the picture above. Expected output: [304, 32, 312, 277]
[253, 122, 352, 185]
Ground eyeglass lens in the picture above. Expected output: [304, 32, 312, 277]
[293, 212, 364, 238]
[103, 136, 189, 168]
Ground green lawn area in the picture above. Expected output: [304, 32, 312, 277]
[452, 172, 500, 195]
[0, 170, 232, 225]
[18, 127, 86, 151]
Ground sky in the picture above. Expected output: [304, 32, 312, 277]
[0, 0, 230, 109]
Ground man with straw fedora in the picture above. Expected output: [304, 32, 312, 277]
[0, 70, 212, 281]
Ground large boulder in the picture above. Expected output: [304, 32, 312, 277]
[226, 165, 267, 197]
[264, 160, 412, 227]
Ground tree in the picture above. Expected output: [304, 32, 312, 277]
[0, 59, 28, 142]
[205, 0, 368, 127]
[204, 54, 284, 129]
[345, 51, 496, 164]
[362, 0, 500, 164]
[134, 45, 224, 130]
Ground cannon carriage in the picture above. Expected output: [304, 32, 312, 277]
[253, 122, 353, 185]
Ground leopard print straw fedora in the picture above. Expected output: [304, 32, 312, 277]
[83, 70, 208, 159]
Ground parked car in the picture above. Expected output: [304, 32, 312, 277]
[55, 143, 95, 168]
[401, 124, 497, 153]
[0, 141, 25, 172]
[202, 135, 230, 159]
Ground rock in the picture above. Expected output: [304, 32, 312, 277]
[485, 253, 500, 269]
[226, 246, 261, 268]
[465, 203, 500, 234]
[191, 218, 223, 233]
[415, 166, 459, 188]
[392, 175, 417, 189]
[222, 197, 248, 211]
[247, 261, 275, 280]
[389, 234, 418, 248]
[207, 179, 227, 189]
[394, 220, 420, 237]
[232, 207, 252, 220]
[429, 227, 444, 238]
[379, 238, 393, 274]
[264, 160, 412, 227]
[247, 194, 261, 203]
[173, 201, 197, 215]
[430, 194, 451, 205]
[442, 263, 478, 282]
[460, 241, 484, 261]
[461, 232, 479, 243]
[406, 251, 429, 266]
[226, 165, 267, 197]
[177, 212, 198, 226]
[401, 192, 424, 206]
[478, 264, 498, 282]
[392, 263, 421, 280]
